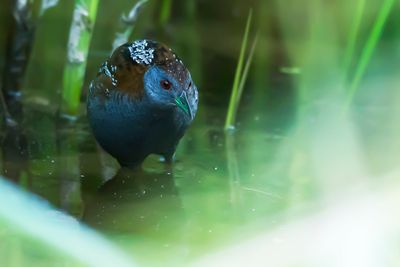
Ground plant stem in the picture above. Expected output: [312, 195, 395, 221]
[40, 0, 60, 17]
[224, 9, 253, 131]
[112, 0, 149, 51]
[1, 0, 37, 125]
[61, 0, 99, 117]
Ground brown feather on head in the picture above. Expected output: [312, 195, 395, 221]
[96, 40, 189, 99]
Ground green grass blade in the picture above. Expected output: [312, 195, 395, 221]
[345, 0, 396, 109]
[235, 33, 259, 113]
[160, 0, 172, 25]
[343, 0, 366, 77]
[225, 9, 253, 131]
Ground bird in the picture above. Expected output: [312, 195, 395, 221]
[87, 40, 198, 168]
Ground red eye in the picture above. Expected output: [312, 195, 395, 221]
[160, 80, 172, 90]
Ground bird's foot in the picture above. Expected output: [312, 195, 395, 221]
[159, 153, 176, 165]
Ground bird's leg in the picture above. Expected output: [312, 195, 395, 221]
[161, 153, 174, 175]
[160, 151, 176, 165]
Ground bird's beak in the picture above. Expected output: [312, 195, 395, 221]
[175, 91, 193, 119]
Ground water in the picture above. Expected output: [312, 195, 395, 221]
[1, 0, 400, 266]
[0, 103, 296, 266]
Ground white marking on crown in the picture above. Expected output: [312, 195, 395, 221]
[128, 40, 155, 65]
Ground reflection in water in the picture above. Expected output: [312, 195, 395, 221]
[1, 125, 29, 184]
[83, 167, 184, 237]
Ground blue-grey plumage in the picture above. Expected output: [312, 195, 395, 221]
[87, 40, 198, 168]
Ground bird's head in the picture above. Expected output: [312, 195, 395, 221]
[96, 40, 198, 120]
